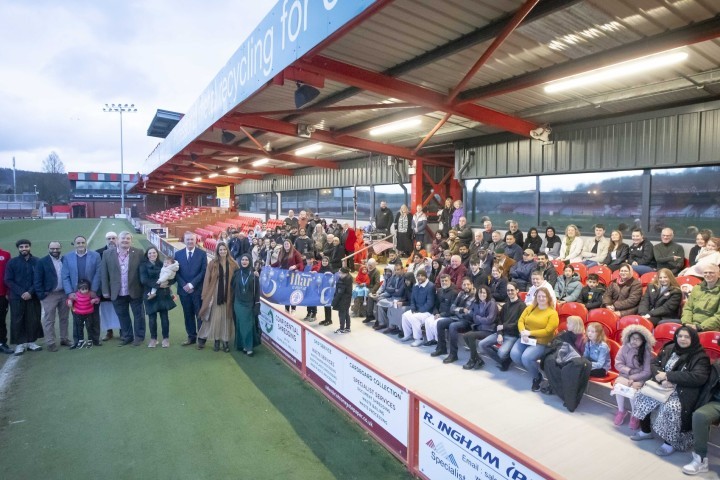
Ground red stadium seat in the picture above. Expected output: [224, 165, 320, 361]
[639, 272, 657, 287]
[588, 265, 612, 286]
[591, 339, 620, 384]
[676, 276, 702, 287]
[699, 331, 720, 361]
[569, 262, 588, 284]
[518, 291, 527, 302]
[557, 302, 588, 323]
[552, 259, 564, 276]
[586, 308, 618, 339]
[615, 315, 654, 341]
[653, 322, 680, 354]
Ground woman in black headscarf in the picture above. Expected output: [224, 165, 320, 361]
[630, 326, 710, 456]
[231, 254, 261, 356]
[523, 227, 543, 255]
[198, 243, 238, 352]
[541, 226, 562, 260]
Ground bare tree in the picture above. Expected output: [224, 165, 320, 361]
[42, 151, 65, 174]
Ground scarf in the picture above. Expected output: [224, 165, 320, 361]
[672, 326, 703, 357]
[355, 267, 370, 286]
[217, 259, 228, 305]
[398, 214, 409, 233]
[545, 228, 561, 248]
[564, 236, 575, 257]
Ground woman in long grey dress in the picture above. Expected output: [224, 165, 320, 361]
[232, 254, 260, 356]
[197, 243, 238, 352]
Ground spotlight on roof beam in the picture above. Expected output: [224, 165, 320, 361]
[221, 130, 236, 144]
[182, 181, 188, 186]
[295, 144, 322, 156]
[190, 153, 199, 162]
[193, 176, 202, 182]
[226, 167, 239, 174]
[160, 188, 165, 192]
[153, 190, 158, 194]
[170, 185, 175, 189]
[544, 50, 688, 93]
[369, 118, 422, 136]
[294, 82, 320, 109]
[252, 158, 269, 167]
[297, 123, 315, 138]
[530, 125, 552, 143]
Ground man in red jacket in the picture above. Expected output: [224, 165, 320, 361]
[0, 245, 11, 354]
[341, 223, 356, 272]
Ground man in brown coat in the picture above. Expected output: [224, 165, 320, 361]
[100, 231, 145, 346]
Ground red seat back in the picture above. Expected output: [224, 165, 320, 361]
[607, 339, 621, 372]
[652, 322, 680, 354]
[569, 262, 588, 284]
[588, 265, 612, 286]
[551, 259, 564, 276]
[676, 276, 702, 287]
[616, 315, 654, 341]
[586, 308, 618, 339]
[557, 301, 588, 323]
[699, 331, 720, 360]
[640, 272, 657, 287]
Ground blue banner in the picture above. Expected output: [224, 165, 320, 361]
[145, 0, 379, 173]
[260, 266, 336, 307]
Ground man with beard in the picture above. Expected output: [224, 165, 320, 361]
[97, 232, 120, 341]
[34, 241, 71, 351]
[374, 201, 394, 233]
[434, 255, 467, 289]
[535, 252, 558, 287]
[430, 277, 476, 362]
[5, 239, 43, 355]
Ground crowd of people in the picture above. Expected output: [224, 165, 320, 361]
[2, 199, 720, 476]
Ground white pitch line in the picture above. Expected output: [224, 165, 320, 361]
[0, 355, 20, 406]
[86, 218, 104, 247]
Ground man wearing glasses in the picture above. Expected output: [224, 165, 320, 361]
[680, 264, 720, 332]
[97, 232, 121, 341]
[34, 241, 71, 351]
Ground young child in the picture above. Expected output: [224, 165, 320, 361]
[149, 257, 179, 299]
[67, 279, 100, 349]
[584, 322, 611, 378]
[612, 325, 655, 428]
[352, 265, 371, 304]
[332, 267, 353, 334]
[580, 273, 606, 311]
[565, 315, 587, 355]
[303, 256, 322, 322]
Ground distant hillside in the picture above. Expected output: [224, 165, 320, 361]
[0, 168, 70, 204]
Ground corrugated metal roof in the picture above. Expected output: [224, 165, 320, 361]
[139, 0, 720, 194]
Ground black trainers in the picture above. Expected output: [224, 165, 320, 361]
[531, 374, 543, 392]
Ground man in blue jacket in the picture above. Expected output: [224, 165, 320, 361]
[34, 241, 71, 351]
[399, 269, 436, 347]
[5, 239, 42, 355]
[174, 232, 207, 345]
[62, 235, 102, 347]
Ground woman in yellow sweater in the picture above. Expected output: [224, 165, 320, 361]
[509, 287, 559, 391]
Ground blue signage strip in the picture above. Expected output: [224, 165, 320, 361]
[144, 0, 379, 173]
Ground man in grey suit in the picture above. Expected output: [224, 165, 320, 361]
[100, 231, 145, 346]
[62, 235, 102, 347]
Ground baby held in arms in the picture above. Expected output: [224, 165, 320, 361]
[148, 258, 179, 299]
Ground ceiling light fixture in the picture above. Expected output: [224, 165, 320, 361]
[544, 50, 689, 93]
[182, 181, 188, 186]
[369, 117, 422, 136]
[252, 158, 269, 166]
[153, 190, 158, 194]
[170, 185, 175, 189]
[295, 144, 322, 156]
[193, 176, 202, 182]
[160, 188, 165, 192]
[226, 167, 239, 174]
[208, 173, 219, 178]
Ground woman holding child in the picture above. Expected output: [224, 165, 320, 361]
[139, 247, 176, 348]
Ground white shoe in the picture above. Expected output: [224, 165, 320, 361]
[655, 443, 675, 456]
[13, 344, 26, 356]
[411, 339, 424, 347]
[26, 342, 42, 352]
[682, 452, 709, 475]
[400, 335, 413, 342]
[630, 431, 653, 441]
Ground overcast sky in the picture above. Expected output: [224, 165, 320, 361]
[0, 0, 273, 175]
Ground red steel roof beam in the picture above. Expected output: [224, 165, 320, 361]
[223, 115, 450, 166]
[298, 56, 538, 138]
[233, 102, 415, 118]
[172, 155, 293, 176]
[446, 0, 539, 104]
[196, 137, 339, 170]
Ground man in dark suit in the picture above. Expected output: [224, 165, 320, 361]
[174, 232, 207, 345]
[5, 239, 43, 355]
[100, 231, 145, 346]
[34, 240, 71, 351]
[96, 232, 120, 341]
[63, 235, 102, 347]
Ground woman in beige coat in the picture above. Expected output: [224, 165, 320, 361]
[197, 243, 239, 352]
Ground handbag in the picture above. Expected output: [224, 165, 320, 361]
[639, 379, 675, 403]
[555, 341, 581, 365]
[611, 382, 637, 399]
